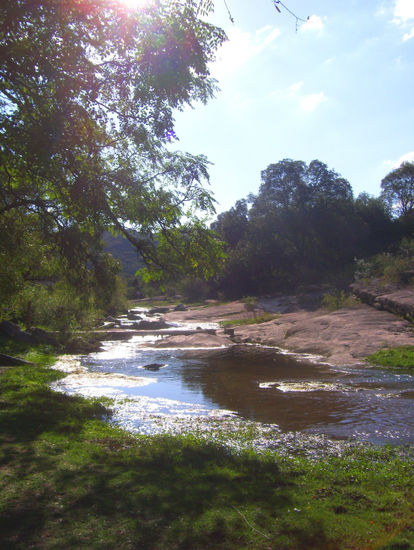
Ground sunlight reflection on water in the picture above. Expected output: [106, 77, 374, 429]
[51, 333, 414, 447]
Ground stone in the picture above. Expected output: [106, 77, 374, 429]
[29, 327, 57, 345]
[127, 313, 142, 320]
[0, 353, 35, 366]
[134, 320, 171, 330]
[174, 304, 187, 311]
[0, 321, 36, 343]
[142, 363, 166, 371]
[148, 307, 170, 314]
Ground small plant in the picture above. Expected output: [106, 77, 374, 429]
[220, 313, 279, 327]
[322, 290, 360, 311]
[243, 296, 259, 319]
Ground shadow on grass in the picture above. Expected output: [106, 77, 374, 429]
[0, 366, 344, 549]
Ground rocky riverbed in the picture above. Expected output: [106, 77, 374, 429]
[162, 295, 414, 366]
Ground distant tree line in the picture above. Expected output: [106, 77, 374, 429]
[211, 159, 414, 298]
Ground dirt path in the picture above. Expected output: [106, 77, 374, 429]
[164, 299, 414, 366]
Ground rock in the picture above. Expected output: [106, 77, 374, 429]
[134, 320, 172, 330]
[148, 307, 170, 314]
[142, 363, 166, 371]
[28, 327, 57, 345]
[98, 322, 116, 329]
[174, 303, 187, 311]
[0, 321, 36, 343]
[127, 313, 142, 320]
[0, 353, 35, 366]
[351, 282, 414, 321]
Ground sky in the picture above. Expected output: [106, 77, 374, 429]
[170, 0, 414, 215]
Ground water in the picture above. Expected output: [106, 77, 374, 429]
[59, 334, 414, 446]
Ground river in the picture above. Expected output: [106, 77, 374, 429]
[51, 307, 414, 454]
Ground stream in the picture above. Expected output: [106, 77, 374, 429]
[52, 308, 414, 453]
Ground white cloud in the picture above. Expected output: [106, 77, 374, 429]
[394, 151, 414, 166]
[288, 81, 304, 96]
[268, 83, 327, 112]
[383, 151, 414, 170]
[300, 15, 326, 32]
[299, 92, 327, 112]
[211, 25, 280, 78]
[394, 0, 414, 21]
[393, 1, 414, 41]
[403, 27, 414, 40]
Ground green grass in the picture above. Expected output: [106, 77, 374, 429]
[0, 341, 413, 549]
[367, 345, 414, 371]
[220, 313, 279, 327]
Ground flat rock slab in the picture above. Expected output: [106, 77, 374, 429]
[153, 333, 230, 349]
[164, 300, 414, 367]
[164, 301, 248, 323]
[234, 304, 414, 366]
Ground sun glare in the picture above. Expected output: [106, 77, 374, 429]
[120, 0, 149, 10]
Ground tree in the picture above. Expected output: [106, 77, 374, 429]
[214, 159, 385, 297]
[211, 199, 249, 248]
[0, 0, 226, 321]
[381, 162, 414, 218]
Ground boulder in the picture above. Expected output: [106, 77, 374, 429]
[142, 363, 166, 371]
[0, 321, 36, 344]
[0, 353, 35, 366]
[29, 327, 57, 345]
[148, 307, 170, 314]
[174, 303, 188, 311]
[127, 313, 142, 320]
[134, 320, 172, 330]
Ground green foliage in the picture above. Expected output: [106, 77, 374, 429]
[178, 277, 211, 301]
[321, 291, 360, 312]
[354, 238, 414, 285]
[139, 222, 227, 283]
[0, 0, 226, 326]
[367, 346, 414, 371]
[220, 313, 279, 327]
[213, 159, 397, 299]
[243, 295, 258, 318]
[0, 361, 413, 549]
[381, 161, 414, 218]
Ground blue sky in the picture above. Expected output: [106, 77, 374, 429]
[171, 0, 414, 214]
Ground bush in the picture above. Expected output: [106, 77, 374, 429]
[354, 238, 414, 284]
[322, 291, 359, 311]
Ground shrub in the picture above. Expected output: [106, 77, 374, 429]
[322, 291, 359, 311]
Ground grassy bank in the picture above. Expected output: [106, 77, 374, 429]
[0, 348, 413, 549]
[368, 345, 414, 372]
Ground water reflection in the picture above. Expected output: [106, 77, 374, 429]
[79, 340, 414, 445]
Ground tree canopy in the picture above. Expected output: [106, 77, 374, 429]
[381, 162, 414, 218]
[213, 159, 397, 298]
[0, 0, 226, 323]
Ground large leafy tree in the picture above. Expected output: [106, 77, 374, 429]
[213, 159, 396, 297]
[0, 0, 226, 319]
[381, 162, 414, 218]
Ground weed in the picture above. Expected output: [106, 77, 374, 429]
[220, 313, 279, 327]
[322, 290, 360, 311]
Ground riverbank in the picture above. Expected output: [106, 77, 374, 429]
[1, 357, 414, 549]
[163, 297, 414, 366]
